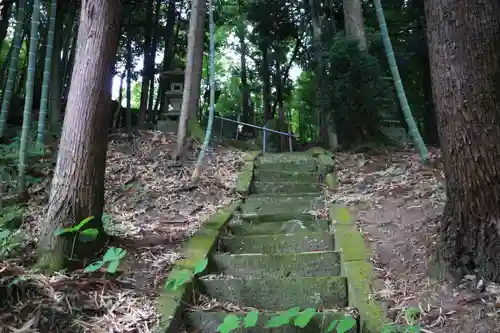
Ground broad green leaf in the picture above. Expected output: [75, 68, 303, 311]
[165, 269, 193, 291]
[54, 227, 74, 236]
[266, 307, 300, 328]
[84, 260, 104, 273]
[73, 216, 95, 231]
[78, 228, 99, 242]
[103, 247, 127, 261]
[106, 260, 120, 273]
[243, 311, 259, 328]
[54, 216, 95, 236]
[326, 319, 338, 332]
[193, 258, 208, 275]
[0, 229, 11, 240]
[217, 314, 241, 333]
[293, 308, 316, 328]
[336, 316, 356, 333]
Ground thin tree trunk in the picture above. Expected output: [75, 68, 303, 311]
[37, 0, 122, 273]
[0, 0, 13, 54]
[126, 23, 132, 136]
[0, 0, 26, 137]
[147, 0, 162, 122]
[426, 0, 500, 281]
[138, 0, 154, 128]
[49, 3, 65, 135]
[18, 0, 42, 194]
[36, 0, 58, 147]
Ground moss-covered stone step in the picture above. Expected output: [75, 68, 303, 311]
[210, 251, 341, 278]
[250, 181, 322, 195]
[256, 153, 317, 170]
[197, 276, 348, 310]
[218, 233, 334, 254]
[226, 219, 330, 235]
[253, 170, 319, 183]
[185, 310, 358, 333]
[241, 195, 324, 221]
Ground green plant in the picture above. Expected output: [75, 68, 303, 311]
[84, 247, 127, 273]
[54, 216, 127, 274]
[164, 258, 209, 290]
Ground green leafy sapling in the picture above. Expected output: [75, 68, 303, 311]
[164, 258, 208, 291]
[85, 247, 127, 273]
[217, 307, 356, 333]
[54, 216, 128, 274]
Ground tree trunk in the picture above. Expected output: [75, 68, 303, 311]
[147, 0, 162, 123]
[175, 0, 206, 158]
[156, 0, 177, 113]
[425, 0, 500, 281]
[18, 0, 42, 194]
[343, 0, 367, 50]
[0, 0, 13, 55]
[138, 0, 154, 128]
[37, 0, 121, 273]
[0, 0, 27, 138]
[49, 4, 65, 135]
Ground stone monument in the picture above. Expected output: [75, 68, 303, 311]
[157, 68, 184, 133]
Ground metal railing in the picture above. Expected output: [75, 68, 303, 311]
[214, 115, 295, 152]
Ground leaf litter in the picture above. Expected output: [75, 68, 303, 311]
[324, 145, 500, 333]
[0, 131, 244, 333]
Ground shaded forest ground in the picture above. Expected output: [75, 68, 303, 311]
[2, 136, 500, 333]
[327, 147, 500, 333]
[0, 131, 244, 333]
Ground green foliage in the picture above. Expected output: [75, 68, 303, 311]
[54, 216, 127, 274]
[164, 257, 208, 291]
[324, 38, 396, 147]
[84, 247, 127, 274]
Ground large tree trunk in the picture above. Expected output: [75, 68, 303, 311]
[174, 0, 206, 158]
[37, 0, 121, 273]
[425, 0, 500, 281]
[138, 0, 154, 128]
[343, 0, 367, 50]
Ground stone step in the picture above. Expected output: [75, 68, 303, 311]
[226, 219, 330, 235]
[218, 233, 334, 254]
[256, 153, 317, 173]
[197, 276, 348, 310]
[210, 250, 341, 278]
[253, 170, 320, 183]
[186, 310, 358, 333]
[250, 181, 322, 195]
[241, 195, 324, 221]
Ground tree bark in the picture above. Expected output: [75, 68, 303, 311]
[37, 0, 121, 273]
[343, 0, 367, 50]
[425, 0, 500, 280]
[138, 0, 154, 127]
[175, 0, 206, 158]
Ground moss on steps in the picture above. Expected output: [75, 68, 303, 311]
[226, 218, 330, 235]
[210, 250, 342, 278]
[197, 275, 348, 310]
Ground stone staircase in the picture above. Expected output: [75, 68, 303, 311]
[181, 152, 361, 333]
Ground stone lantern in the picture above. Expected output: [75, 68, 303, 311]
[157, 68, 184, 132]
[162, 68, 185, 118]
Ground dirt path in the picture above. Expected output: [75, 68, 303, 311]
[327, 147, 500, 333]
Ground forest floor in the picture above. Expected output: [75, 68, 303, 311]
[2, 136, 500, 333]
[0, 131, 244, 333]
[327, 147, 500, 333]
